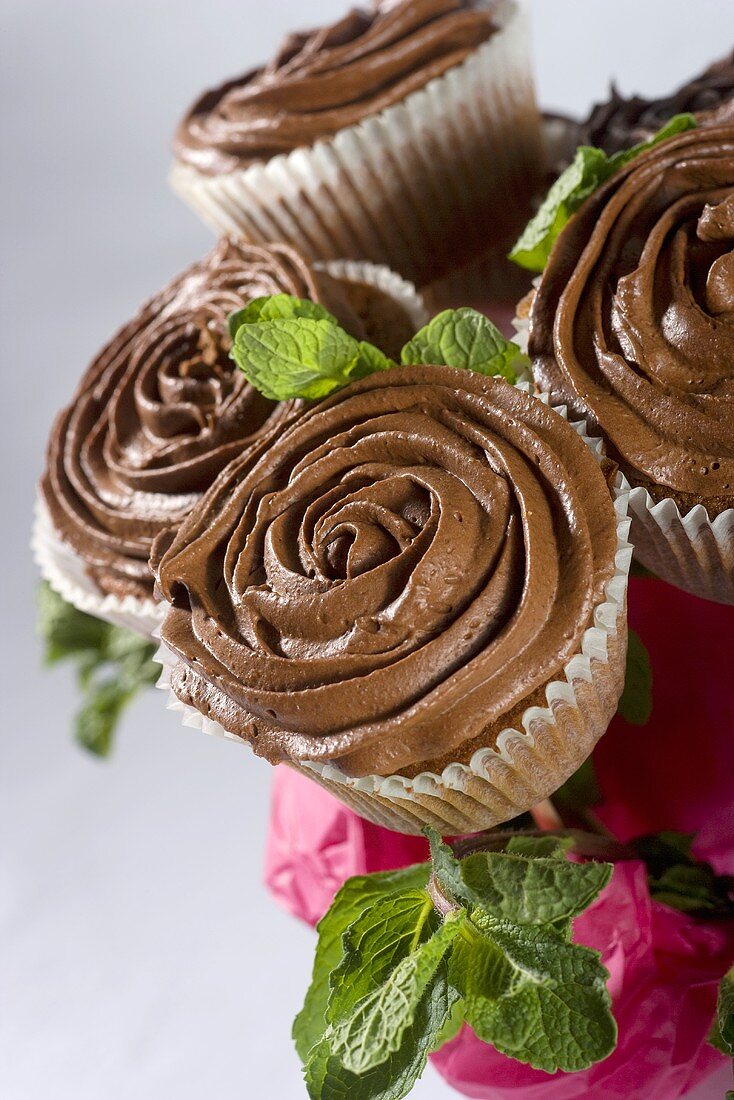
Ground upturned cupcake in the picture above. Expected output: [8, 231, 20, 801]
[170, 0, 544, 291]
[580, 49, 734, 155]
[527, 111, 734, 603]
[35, 241, 425, 635]
[153, 355, 630, 835]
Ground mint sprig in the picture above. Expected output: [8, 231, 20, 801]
[633, 832, 734, 916]
[510, 113, 697, 273]
[227, 293, 337, 341]
[295, 828, 615, 1098]
[229, 298, 525, 401]
[401, 308, 527, 382]
[710, 966, 734, 1058]
[37, 582, 159, 756]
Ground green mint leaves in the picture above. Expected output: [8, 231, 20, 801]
[230, 316, 392, 401]
[618, 627, 653, 726]
[37, 582, 159, 756]
[229, 298, 525, 401]
[633, 832, 734, 917]
[227, 293, 337, 340]
[401, 308, 527, 382]
[709, 966, 734, 1061]
[509, 113, 697, 272]
[295, 829, 615, 1099]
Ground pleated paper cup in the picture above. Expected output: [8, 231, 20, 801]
[169, 0, 543, 290]
[317, 258, 428, 333]
[624, 483, 734, 605]
[32, 496, 163, 638]
[154, 396, 631, 836]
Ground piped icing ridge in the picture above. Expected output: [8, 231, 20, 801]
[153, 365, 618, 777]
[174, 0, 497, 175]
[531, 113, 734, 515]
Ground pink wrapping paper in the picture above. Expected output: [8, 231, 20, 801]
[264, 576, 734, 1098]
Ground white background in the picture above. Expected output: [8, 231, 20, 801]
[2, 2, 734, 1097]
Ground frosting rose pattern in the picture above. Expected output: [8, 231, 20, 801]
[174, 0, 497, 174]
[155, 366, 618, 778]
[531, 115, 734, 514]
[42, 240, 380, 600]
[581, 51, 734, 155]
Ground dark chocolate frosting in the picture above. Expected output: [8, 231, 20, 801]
[531, 115, 734, 514]
[154, 366, 618, 777]
[581, 51, 734, 155]
[41, 241, 413, 600]
[174, 0, 497, 175]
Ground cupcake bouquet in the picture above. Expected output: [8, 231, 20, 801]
[36, 5, 734, 1099]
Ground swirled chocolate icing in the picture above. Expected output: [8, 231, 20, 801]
[531, 115, 734, 515]
[154, 366, 618, 777]
[581, 51, 734, 155]
[41, 241, 415, 600]
[174, 0, 498, 175]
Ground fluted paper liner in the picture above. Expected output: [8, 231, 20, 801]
[32, 496, 163, 638]
[624, 482, 734, 605]
[33, 262, 425, 639]
[153, 396, 632, 836]
[515, 296, 734, 605]
[169, 0, 542, 289]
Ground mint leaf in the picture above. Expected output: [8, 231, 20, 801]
[231, 316, 369, 401]
[227, 293, 336, 341]
[710, 966, 734, 1057]
[509, 146, 611, 272]
[456, 915, 616, 1072]
[618, 628, 653, 725]
[328, 891, 436, 1025]
[38, 580, 109, 663]
[401, 308, 526, 383]
[458, 849, 611, 928]
[504, 836, 574, 860]
[425, 826, 475, 907]
[510, 114, 697, 272]
[333, 916, 464, 1075]
[357, 340, 394, 375]
[37, 583, 158, 757]
[633, 832, 734, 916]
[293, 864, 430, 1062]
[606, 112, 697, 172]
[305, 969, 458, 1100]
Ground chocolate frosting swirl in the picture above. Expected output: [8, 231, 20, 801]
[531, 116, 734, 514]
[154, 366, 617, 778]
[42, 241, 411, 600]
[581, 51, 734, 155]
[174, 0, 497, 175]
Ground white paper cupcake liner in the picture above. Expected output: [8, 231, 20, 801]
[316, 258, 427, 332]
[169, 0, 542, 289]
[32, 496, 163, 638]
[515, 295, 734, 605]
[153, 395, 631, 836]
[624, 482, 734, 605]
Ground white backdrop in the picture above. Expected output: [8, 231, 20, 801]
[2, 2, 734, 1097]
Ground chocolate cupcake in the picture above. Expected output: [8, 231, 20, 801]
[529, 113, 734, 603]
[35, 241, 426, 635]
[580, 50, 734, 155]
[153, 367, 630, 834]
[170, 0, 544, 292]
